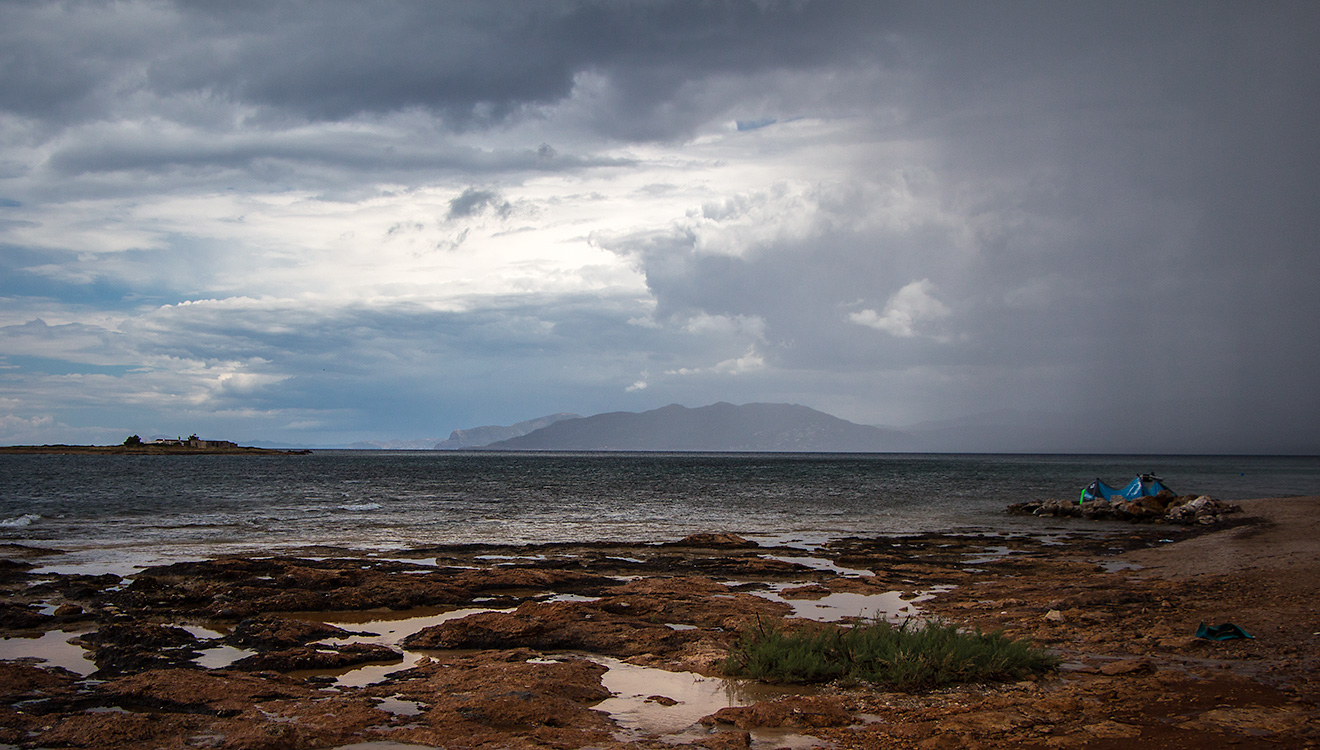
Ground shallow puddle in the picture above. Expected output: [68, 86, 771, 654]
[195, 643, 257, 670]
[374, 694, 425, 716]
[744, 532, 837, 552]
[760, 554, 872, 577]
[175, 623, 259, 670]
[589, 655, 811, 740]
[963, 545, 1024, 564]
[543, 593, 599, 603]
[286, 606, 509, 687]
[755, 584, 951, 624]
[0, 630, 96, 675]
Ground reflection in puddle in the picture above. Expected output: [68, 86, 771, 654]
[754, 584, 952, 624]
[180, 624, 228, 640]
[543, 593, 599, 603]
[591, 656, 791, 736]
[375, 694, 425, 716]
[744, 533, 835, 552]
[760, 555, 872, 578]
[963, 546, 1022, 565]
[364, 556, 439, 567]
[0, 630, 96, 675]
[177, 623, 257, 670]
[589, 656, 829, 748]
[287, 606, 508, 687]
[195, 643, 257, 670]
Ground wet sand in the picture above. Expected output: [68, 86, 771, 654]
[1, 499, 1318, 749]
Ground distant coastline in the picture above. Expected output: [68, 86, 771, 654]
[0, 444, 310, 455]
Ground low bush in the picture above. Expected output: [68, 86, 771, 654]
[723, 617, 1057, 690]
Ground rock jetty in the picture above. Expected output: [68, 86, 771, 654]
[1008, 491, 1241, 525]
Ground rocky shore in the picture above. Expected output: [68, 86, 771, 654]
[1007, 492, 1243, 526]
[2, 498, 1318, 749]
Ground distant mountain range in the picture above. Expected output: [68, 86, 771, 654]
[484, 402, 908, 452]
[434, 413, 580, 449]
[270, 400, 1277, 454]
[347, 413, 580, 450]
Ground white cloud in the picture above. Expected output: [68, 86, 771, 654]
[850, 279, 951, 339]
[667, 347, 766, 377]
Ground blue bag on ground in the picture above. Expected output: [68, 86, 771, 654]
[1195, 622, 1253, 640]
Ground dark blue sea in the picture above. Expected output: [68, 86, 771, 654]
[2, 452, 1318, 572]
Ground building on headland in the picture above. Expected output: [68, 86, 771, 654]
[153, 434, 239, 449]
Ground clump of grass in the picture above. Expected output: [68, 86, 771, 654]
[723, 617, 1058, 691]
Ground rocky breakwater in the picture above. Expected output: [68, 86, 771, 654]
[1008, 491, 1242, 525]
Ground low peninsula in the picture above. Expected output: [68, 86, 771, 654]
[0, 435, 309, 455]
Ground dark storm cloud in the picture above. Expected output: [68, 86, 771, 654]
[583, 1, 1320, 449]
[2, 0, 889, 134]
[38, 131, 628, 200]
[3, 0, 1319, 451]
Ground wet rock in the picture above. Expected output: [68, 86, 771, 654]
[29, 711, 187, 749]
[379, 650, 615, 748]
[646, 694, 680, 706]
[225, 614, 363, 648]
[1099, 658, 1155, 676]
[450, 566, 616, 598]
[596, 576, 790, 631]
[0, 662, 79, 703]
[703, 695, 854, 729]
[0, 558, 33, 584]
[54, 573, 122, 600]
[74, 622, 201, 675]
[52, 604, 85, 619]
[0, 542, 61, 559]
[230, 642, 402, 672]
[1081, 719, 1141, 738]
[100, 667, 314, 714]
[402, 599, 691, 657]
[0, 602, 52, 629]
[780, 583, 832, 599]
[940, 709, 1035, 734]
[693, 730, 753, 749]
[669, 533, 759, 548]
[115, 556, 622, 619]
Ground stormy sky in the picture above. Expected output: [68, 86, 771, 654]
[1, 1, 1317, 453]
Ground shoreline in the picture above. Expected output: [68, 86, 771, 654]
[2, 498, 1318, 748]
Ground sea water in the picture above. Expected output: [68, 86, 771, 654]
[2, 452, 1317, 569]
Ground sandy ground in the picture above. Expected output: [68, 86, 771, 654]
[1, 498, 1318, 749]
[1125, 496, 1320, 579]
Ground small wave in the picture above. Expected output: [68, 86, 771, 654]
[1, 513, 41, 528]
[339, 502, 382, 511]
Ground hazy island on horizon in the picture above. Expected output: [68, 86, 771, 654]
[0, 433, 310, 455]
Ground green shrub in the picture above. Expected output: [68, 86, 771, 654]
[723, 617, 1057, 691]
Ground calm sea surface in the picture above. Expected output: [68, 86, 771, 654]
[2, 452, 1318, 570]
